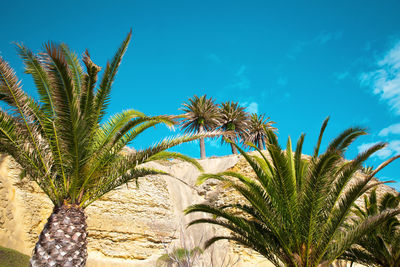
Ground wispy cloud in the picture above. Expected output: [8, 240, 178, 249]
[379, 123, 400, 136]
[334, 71, 349, 81]
[364, 41, 372, 52]
[236, 65, 246, 76]
[206, 53, 222, 64]
[287, 31, 343, 59]
[277, 76, 288, 86]
[357, 140, 400, 160]
[358, 140, 400, 160]
[360, 40, 400, 115]
[206, 139, 220, 148]
[227, 65, 251, 90]
[241, 101, 258, 114]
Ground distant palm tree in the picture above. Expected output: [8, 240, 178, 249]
[341, 190, 400, 267]
[180, 95, 221, 159]
[0, 32, 210, 266]
[157, 247, 203, 267]
[186, 118, 400, 267]
[245, 113, 277, 150]
[219, 101, 249, 154]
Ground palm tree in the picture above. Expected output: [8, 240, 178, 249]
[0, 32, 212, 266]
[157, 247, 203, 267]
[185, 118, 400, 267]
[219, 101, 249, 154]
[245, 113, 277, 150]
[341, 190, 400, 267]
[180, 95, 221, 159]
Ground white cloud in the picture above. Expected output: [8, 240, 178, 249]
[247, 102, 258, 114]
[360, 41, 400, 115]
[357, 140, 400, 160]
[390, 140, 400, 154]
[364, 41, 372, 51]
[277, 76, 288, 86]
[379, 123, 400, 136]
[206, 139, 220, 148]
[334, 71, 349, 81]
[236, 65, 246, 76]
[227, 65, 251, 90]
[240, 101, 258, 114]
[287, 31, 342, 59]
[206, 53, 222, 64]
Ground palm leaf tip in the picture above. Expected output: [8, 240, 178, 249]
[195, 173, 224, 186]
[148, 151, 204, 172]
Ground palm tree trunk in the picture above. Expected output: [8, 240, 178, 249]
[30, 203, 88, 267]
[230, 143, 238, 154]
[199, 125, 206, 159]
[257, 136, 264, 150]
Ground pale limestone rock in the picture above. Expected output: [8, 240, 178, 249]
[0, 152, 395, 267]
[1, 154, 272, 266]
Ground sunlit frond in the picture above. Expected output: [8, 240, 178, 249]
[186, 118, 400, 266]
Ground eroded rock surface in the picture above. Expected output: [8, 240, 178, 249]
[0, 152, 395, 267]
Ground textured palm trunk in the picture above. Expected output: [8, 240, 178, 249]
[30, 203, 88, 267]
[257, 136, 264, 150]
[199, 125, 206, 159]
[230, 143, 238, 154]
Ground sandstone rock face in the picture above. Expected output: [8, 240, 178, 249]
[0, 154, 272, 266]
[0, 152, 396, 267]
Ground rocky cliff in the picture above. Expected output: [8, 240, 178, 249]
[0, 152, 397, 266]
[0, 154, 271, 266]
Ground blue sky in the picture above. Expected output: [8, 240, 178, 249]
[2, 0, 400, 189]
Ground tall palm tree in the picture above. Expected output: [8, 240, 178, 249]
[341, 190, 400, 267]
[185, 118, 400, 267]
[180, 95, 221, 159]
[0, 32, 212, 267]
[245, 113, 277, 150]
[219, 101, 249, 154]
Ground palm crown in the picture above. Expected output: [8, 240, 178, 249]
[186, 118, 400, 267]
[219, 101, 249, 154]
[0, 33, 216, 266]
[180, 95, 221, 133]
[245, 113, 277, 150]
[0, 31, 205, 208]
[180, 95, 221, 159]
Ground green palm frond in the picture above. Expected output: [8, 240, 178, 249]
[186, 118, 400, 267]
[0, 32, 209, 209]
[94, 30, 132, 123]
[145, 151, 203, 171]
[219, 101, 249, 145]
[80, 50, 100, 118]
[156, 246, 203, 267]
[341, 190, 400, 266]
[16, 43, 56, 117]
[180, 94, 221, 133]
[60, 44, 83, 96]
[244, 113, 277, 150]
[180, 94, 222, 159]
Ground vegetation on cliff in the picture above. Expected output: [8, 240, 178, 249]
[0, 246, 29, 267]
[186, 118, 400, 267]
[342, 189, 400, 266]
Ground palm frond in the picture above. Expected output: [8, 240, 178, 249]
[186, 118, 400, 267]
[94, 30, 132, 123]
[1, 32, 209, 210]
[313, 116, 329, 157]
[60, 43, 83, 96]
